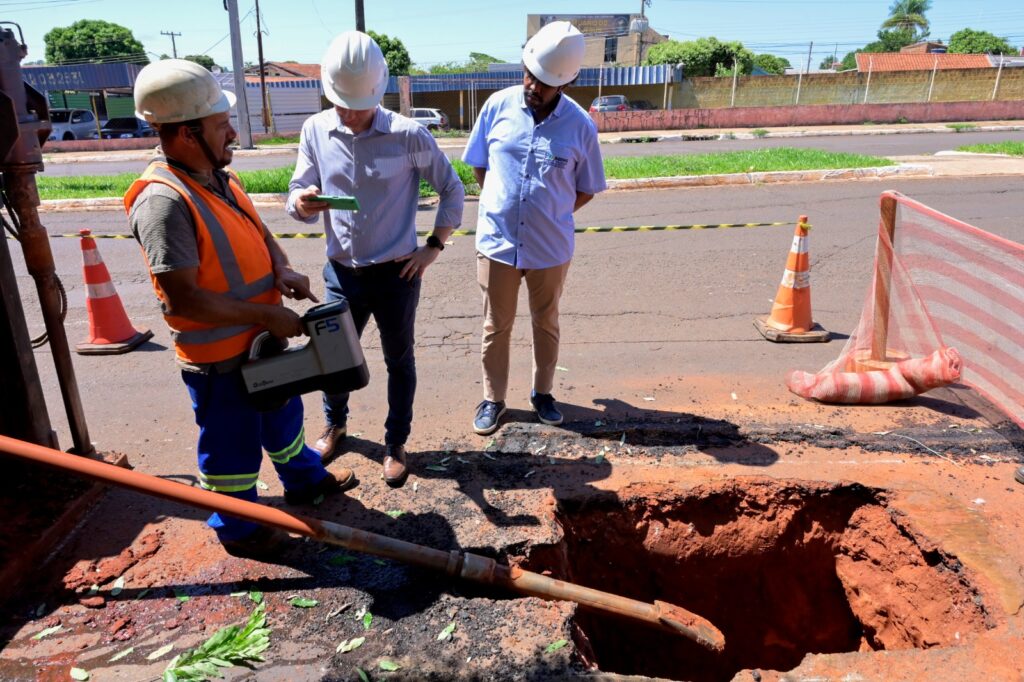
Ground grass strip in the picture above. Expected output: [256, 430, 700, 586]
[954, 141, 1024, 157]
[36, 148, 894, 201]
[603, 148, 893, 179]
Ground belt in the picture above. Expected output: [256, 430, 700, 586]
[335, 259, 403, 277]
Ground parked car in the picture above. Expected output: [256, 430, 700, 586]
[630, 100, 656, 111]
[410, 107, 449, 130]
[589, 95, 630, 113]
[47, 108, 99, 141]
[91, 117, 156, 139]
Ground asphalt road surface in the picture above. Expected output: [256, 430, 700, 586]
[39, 129, 1024, 176]
[15, 175, 1022, 467]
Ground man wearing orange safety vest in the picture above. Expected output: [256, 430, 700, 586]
[125, 60, 354, 560]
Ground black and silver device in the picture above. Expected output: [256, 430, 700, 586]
[242, 300, 369, 411]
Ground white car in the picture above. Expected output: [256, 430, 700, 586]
[48, 108, 99, 141]
[410, 107, 449, 130]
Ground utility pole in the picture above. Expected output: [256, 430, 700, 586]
[254, 0, 271, 134]
[633, 0, 652, 67]
[225, 0, 253, 148]
[160, 31, 181, 59]
[355, 0, 365, 32]
[805, 41, 813, 75]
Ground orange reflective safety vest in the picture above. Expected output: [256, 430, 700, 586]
[124, 161, 281, 364]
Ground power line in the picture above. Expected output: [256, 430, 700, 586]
[160, 30, 181, 59]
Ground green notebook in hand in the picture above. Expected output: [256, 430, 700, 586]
[314, 195, 361, 211]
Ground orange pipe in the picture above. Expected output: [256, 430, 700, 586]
[0, 434, 724, 650]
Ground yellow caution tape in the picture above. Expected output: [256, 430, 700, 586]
[42, 221, 795, 239]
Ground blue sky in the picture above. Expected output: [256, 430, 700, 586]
[5, 0, 1022, 69]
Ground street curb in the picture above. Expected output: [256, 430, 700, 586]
[604, 164, 932, 190]
[934, 150, 1018, 159]
[42, 141, 468, 165]
[37, 194, 450, 212]
[604, 124, 1024, 144]
[36, 164, 933, 212]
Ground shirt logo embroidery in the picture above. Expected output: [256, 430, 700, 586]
[542, 151, 569, 169]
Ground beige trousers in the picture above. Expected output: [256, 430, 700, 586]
[477, 253, 571, 402]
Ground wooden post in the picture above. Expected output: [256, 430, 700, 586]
[863, 57, 873, 104]
[730, 57, 738, 107]
[927, 56, 937, 102]
[459, 89, 464, 130]
[992, 56, 1005, 100]
[871, 193, 898, 362]
[90, 93, 102, 140]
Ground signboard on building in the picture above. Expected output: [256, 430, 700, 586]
[22, 63, 143, 92]
[531, 14, 631, 38]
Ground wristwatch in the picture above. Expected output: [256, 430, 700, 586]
[426, 234, 445, 251]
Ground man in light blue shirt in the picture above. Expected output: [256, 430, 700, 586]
[462, 21, 606, 435]
[287, 31, 464, 487]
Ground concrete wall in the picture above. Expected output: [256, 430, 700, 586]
[677, 68, 1024, 109]
[411, 83, 672, 130]
[406, 68, 1023, 131]
[593, 100, 1024, 132]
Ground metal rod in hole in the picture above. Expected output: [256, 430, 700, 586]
[0, 434, 726, 651]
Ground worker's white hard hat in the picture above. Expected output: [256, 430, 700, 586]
[133, 59, 236, 124]
[522, 21, 586, 87]
[321, 31, 389, 110]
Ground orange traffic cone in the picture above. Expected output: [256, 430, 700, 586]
[76, 229, 153, 355]
[754, 215, 829, 343]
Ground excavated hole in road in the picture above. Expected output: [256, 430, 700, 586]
[522, 478, 989, 682]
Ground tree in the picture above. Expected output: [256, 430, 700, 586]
[184, 54, 216, 71]
[44, 19, 147, 65]
[839, 27, 917, 71]
[819, 55, 837, 70]
[752, 54, 790, 75]
[881, 0, 932, 41]
[645, 37, 754, 77]
[949, 28, 1015, 55]
[419, 51, 502, 74]
[368, 31, 410, 76]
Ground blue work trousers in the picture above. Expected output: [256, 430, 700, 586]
[183, 368, 329, 541]
[322, 259, 421, 446]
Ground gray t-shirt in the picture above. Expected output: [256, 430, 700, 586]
[129, 182, 200, 276]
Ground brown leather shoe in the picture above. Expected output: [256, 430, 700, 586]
[314, 425, 347, 463]
[383, 445, 408, 488]
[284, 469, 357, 505]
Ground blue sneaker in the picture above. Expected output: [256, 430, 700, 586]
[473, 400, 506, 435]
[530, 392, 563, 426]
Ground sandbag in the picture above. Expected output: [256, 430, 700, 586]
[786, 347, 961, 404]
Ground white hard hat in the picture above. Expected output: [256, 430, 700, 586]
[523, 21, 586, 87]
[134, 59, 236, 124]
[321, 31, 389, 110]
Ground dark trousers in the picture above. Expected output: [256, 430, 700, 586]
[322, 259, 421, 445]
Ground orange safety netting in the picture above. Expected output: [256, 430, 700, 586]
[786, 192, 1024, 428]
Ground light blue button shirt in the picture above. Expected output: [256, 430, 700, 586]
[287, 107, 464, 267]
[462, 86, 606, 270]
